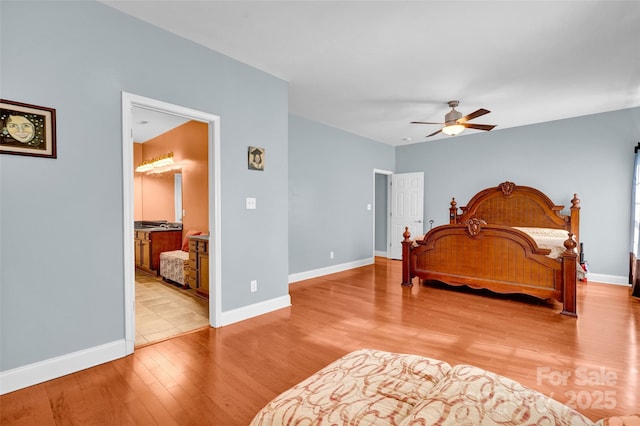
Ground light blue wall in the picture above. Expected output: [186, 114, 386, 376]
[396, 107, 640, 279]
[1, 0, 637, 384]
[289, 115, 395, 274]
[0, 1, 288, 371]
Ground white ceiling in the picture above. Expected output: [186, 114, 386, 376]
[131, 107, 190, 142]
[107, 0, 640, 146]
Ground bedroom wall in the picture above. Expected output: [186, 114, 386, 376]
[288, 115, 395, 277]
[395, 107, 640, 282]
[0, 0, 288, 376]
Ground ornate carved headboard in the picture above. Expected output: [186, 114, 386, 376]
[449, 182, 580, 239]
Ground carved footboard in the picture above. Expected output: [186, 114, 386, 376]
[402, 221, 577, 316]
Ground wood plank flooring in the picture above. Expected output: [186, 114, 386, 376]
[2, 258, 638, 425]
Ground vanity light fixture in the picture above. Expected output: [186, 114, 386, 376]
[135, 162, 154, 173]
[135, 152, 176, 173]
[152, 152, 175, 168]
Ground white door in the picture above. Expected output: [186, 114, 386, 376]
[389, 172, 424, 259]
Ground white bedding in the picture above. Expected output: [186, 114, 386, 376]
[514, 227, 585, 279]
[513, 227, 572, 259]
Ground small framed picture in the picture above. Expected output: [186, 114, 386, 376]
[1, 99, 57, 158]
[248, 146, 265, 171]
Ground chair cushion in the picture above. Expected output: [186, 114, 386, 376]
[181, 230, 202, 251]
[159, 250, 189, 285]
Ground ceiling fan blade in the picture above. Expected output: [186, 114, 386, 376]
[462, 123, 496, 131]
[458, 108, 490, 123]
[411, 121, 444, 125]
[426, 129, 443, 137]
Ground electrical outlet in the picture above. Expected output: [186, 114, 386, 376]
[246, 197, 257, 210]
[330, 251, 334, 259]
[250, 280, 257, 292]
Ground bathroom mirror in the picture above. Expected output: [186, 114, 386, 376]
[174, 173, 182, 222]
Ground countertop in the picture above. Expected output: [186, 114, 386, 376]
[134, 227, 183, 232]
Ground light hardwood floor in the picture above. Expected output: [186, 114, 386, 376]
[1, 258, 638, 425]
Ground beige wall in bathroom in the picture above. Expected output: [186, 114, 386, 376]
[133, 120, 209, 238]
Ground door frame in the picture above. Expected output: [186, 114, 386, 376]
[373, 169, 393, 258]
[121, 92, 222, 354]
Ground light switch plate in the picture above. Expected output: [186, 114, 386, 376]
[246, 197, 257, 209]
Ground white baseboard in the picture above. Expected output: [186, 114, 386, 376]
[1, 293, 293, 395]
[287, 262, 629, 287]
[288, 257, 374, 283]
[220, 294, 291, 326]
[0, 339, 127, 395]
[2, 267, 625, 396]
[585, 273, 630, 286]
[374, 250, 387, 257]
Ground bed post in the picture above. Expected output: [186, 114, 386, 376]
[570, 194, 580, 249]
[401, 227, 413, 287]
[449, 198, 458, 224]
[561, 235, 578, 317]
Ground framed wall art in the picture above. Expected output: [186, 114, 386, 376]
[0, 99, 57, 158]
[248, 146, 264, 171]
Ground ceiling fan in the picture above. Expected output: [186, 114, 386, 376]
[411, 100, 496, 137]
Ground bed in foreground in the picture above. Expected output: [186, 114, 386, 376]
[402, 181, 581, 316]
[250, 349, 637, 425]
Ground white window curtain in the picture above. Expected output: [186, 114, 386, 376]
[631, 143, 640, 295]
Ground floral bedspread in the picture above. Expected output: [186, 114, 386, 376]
[250, 349, 599, 426]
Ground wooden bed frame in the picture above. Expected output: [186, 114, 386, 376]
[401, 181, 581, 316]
[631, 253, 640, 297]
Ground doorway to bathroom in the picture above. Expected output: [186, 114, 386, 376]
[121, 92, 222, 354]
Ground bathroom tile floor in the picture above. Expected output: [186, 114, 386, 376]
[135, 271, 209, 346]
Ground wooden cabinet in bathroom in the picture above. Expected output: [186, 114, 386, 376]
[134, 229, 182, 274]
[187, 235, 209, 298]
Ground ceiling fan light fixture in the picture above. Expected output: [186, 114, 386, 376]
[442, 124, 465, 136]
[410, 100, 493, 138]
